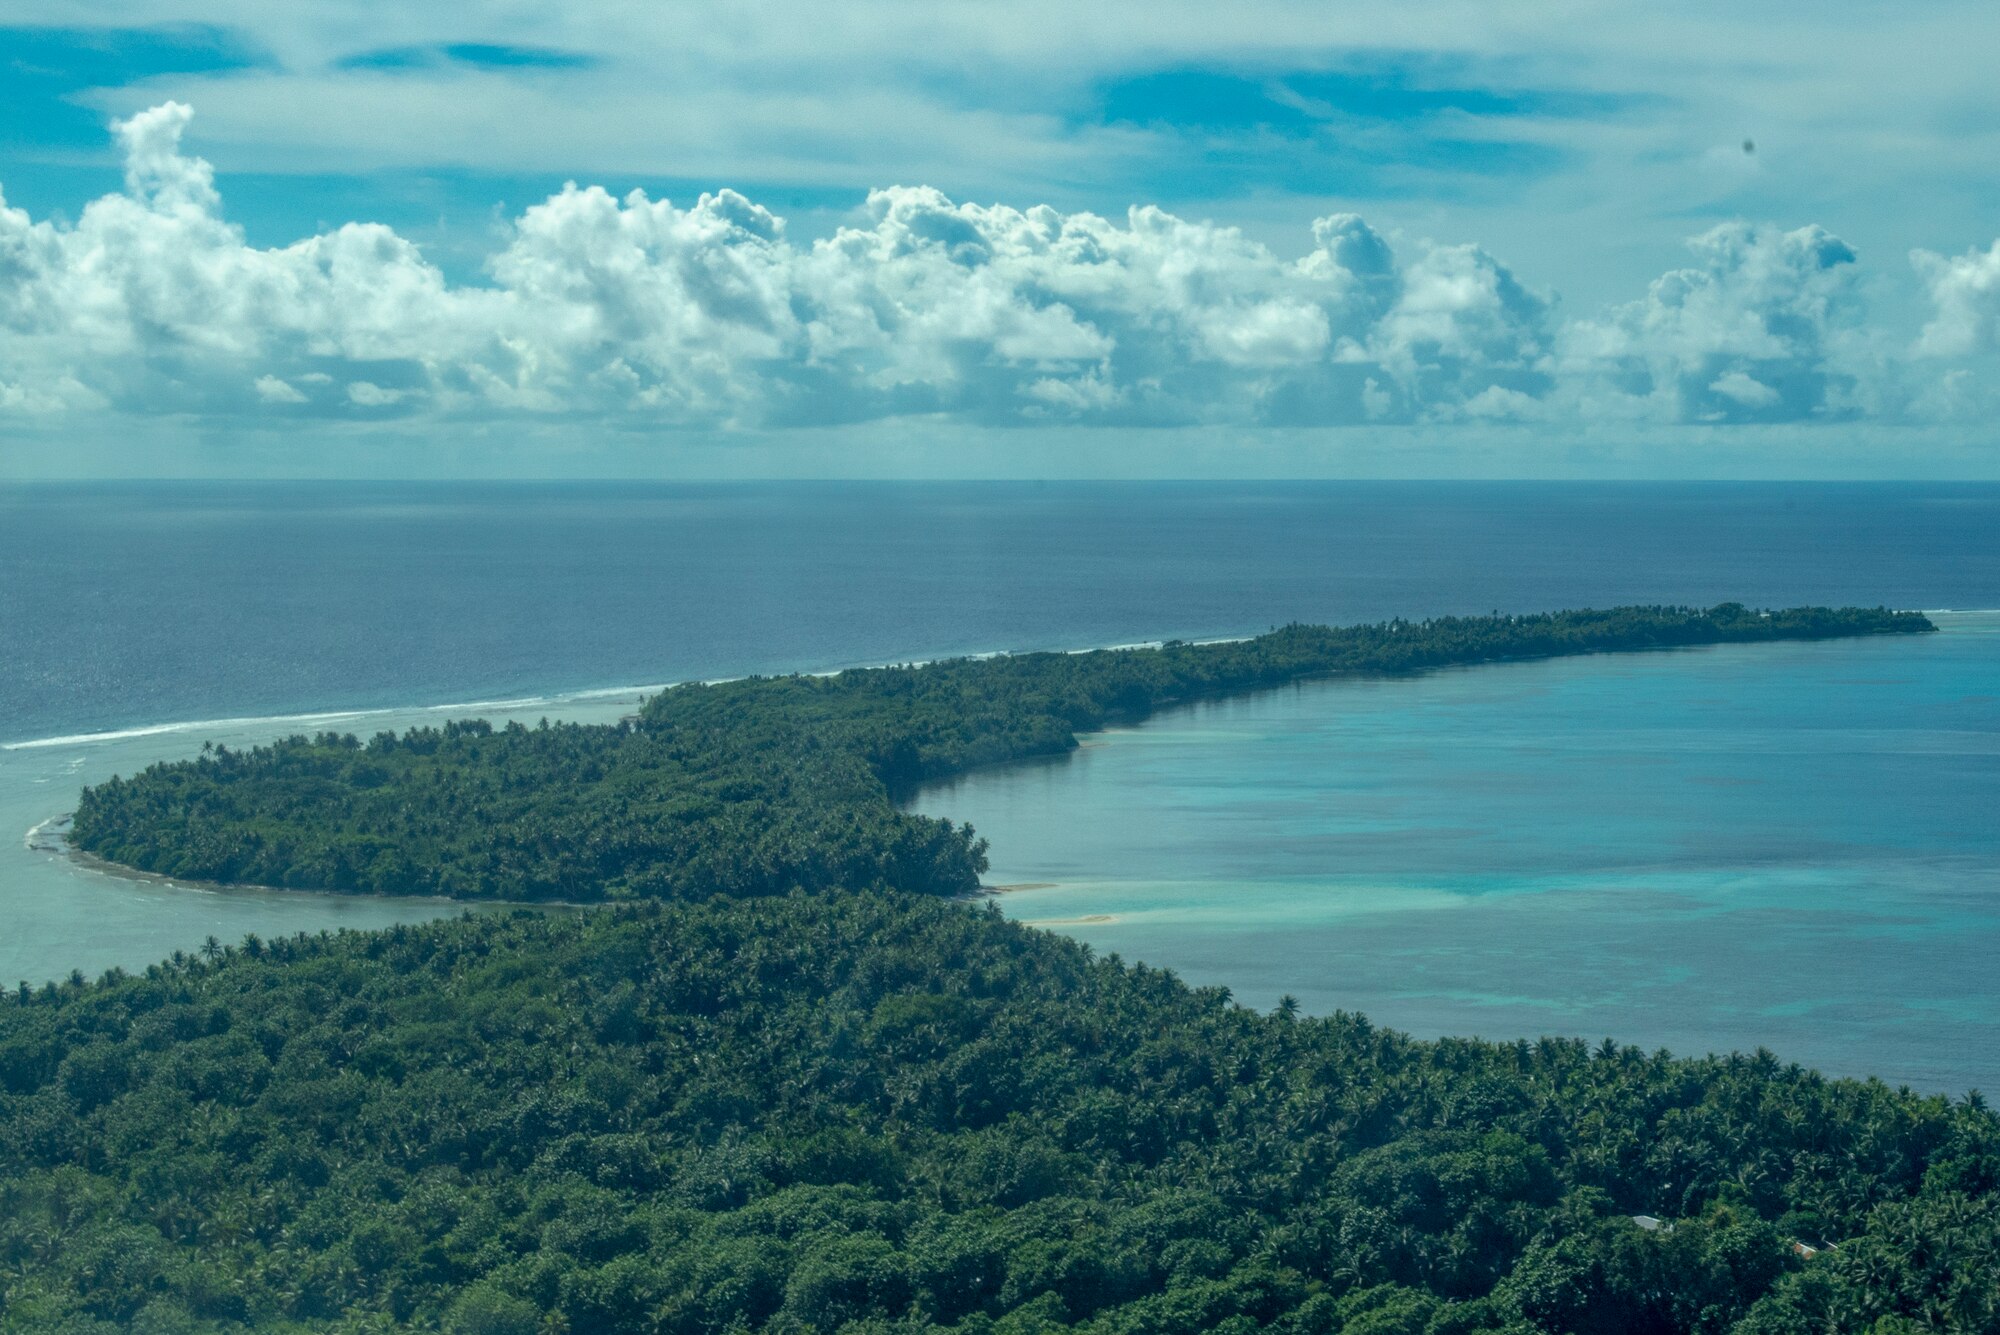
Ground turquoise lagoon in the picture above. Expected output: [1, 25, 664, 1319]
[7, 615, 1993, 1096]
[0, 689, 651, 991]
[7, 483, 2000, 1092]
[916, 613, 2000, 1095]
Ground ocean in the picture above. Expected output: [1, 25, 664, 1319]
[3, 481, 1997, 1091]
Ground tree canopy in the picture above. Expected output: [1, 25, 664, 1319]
[2, 894, 1993, 1334]
[70, 605, 1931, 903]
[19, 601, 1985, 1333]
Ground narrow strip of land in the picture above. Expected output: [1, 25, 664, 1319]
[69, 604, 1929, 902]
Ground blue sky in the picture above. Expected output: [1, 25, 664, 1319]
[2, 3, 1998, 477]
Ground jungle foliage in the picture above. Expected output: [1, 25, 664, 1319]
[68, 605, 1930, 902]
[28, 602, 1983, 1333]
[0, 895, 1993, 1334]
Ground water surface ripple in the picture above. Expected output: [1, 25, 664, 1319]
[5, 481, 1997, 1093]
[918, 614, 2000, 1094]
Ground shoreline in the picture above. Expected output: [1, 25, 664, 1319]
[1, 636, 1271, 753]
[19, 611, 1996, 1096]
[46, 610, 1960, 903]
[21, 610, 1976, 755]
[30, 814, 590, 915]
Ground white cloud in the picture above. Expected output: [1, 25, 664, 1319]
[1457, 384, 1547, 421]
[0, 0, 1984, 383]
[346, 381, 407, 407]
[0, 107, 1552, 428]
[1913, 240, 2000, 357]
[1708, 370, 1781, 409]
[1558, 223, 1863, 423]
[0, 104, 1994, 443]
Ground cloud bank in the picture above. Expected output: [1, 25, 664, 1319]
[0, 104, 1994, 435]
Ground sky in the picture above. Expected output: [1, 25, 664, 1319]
[1, 2, 1998, 478]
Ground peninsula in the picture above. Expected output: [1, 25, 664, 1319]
[6, 603, 1993, 1334]
[70, 604, 1929, 902]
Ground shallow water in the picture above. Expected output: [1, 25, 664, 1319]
[3, 481, 1997, 1091]
[0, 689, 646, 988]
[916, 614, 2000, 1094]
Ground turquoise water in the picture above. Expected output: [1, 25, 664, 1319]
[915, 614, 2000, 1094]
[4, 483, 1998, 1092]
[0, 689, 648, 989]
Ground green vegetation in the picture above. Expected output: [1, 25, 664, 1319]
[70, 605, 1930, 902]
[17, 601, 1985, 1332]
[2, 895, 1993, 1334]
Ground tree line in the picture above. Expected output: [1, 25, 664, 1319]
[68, 605, 1931, 903]
[1, 894, 1992, 1333]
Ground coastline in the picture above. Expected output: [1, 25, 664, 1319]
[28, 812, 589, 915]
[908, 615, 2000, 1094]
[49, 607, 1949, 903]
[1, 683, 673, 753]
[0, 634, 1271, 753]
[34, 608, 1940, 755]
[13, 608, 1996, 1093]
[0, 640, 1190, 754]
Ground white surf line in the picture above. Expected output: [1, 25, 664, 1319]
[6, 710, 384, 751]
[23, 814, 61, 851]
[5, 635, 1267, 753]
[1, 686, 674, 752]
[20, 617, 1841, 753]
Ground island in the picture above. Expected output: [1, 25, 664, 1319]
[5, 603, 1992, 1335]
[70, 604, 1931, 902]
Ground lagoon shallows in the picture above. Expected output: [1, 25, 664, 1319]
[916, 614, 2000, 1095]
[5, 481, 1998, 1091]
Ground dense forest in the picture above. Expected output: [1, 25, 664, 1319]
[24, 602, 1988, 1332]
[2, 895, 1994, 1334]
[70, 605, 1931, 902]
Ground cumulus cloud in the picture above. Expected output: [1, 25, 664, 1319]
[1708, 370, 1781, 409]
[346, 381, 408, 407]
[0, 104, 464, 417]
[1913, 240, 2000, 358]
[0, 104, 1992, 438]
[1559, 223, 1863, 424]
[0, 110, 1555, 428]
[254, 374, 307, 403]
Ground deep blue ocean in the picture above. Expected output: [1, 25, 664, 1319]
[7, 481, 1999, 743]
[3, 481, 1997, 1091]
